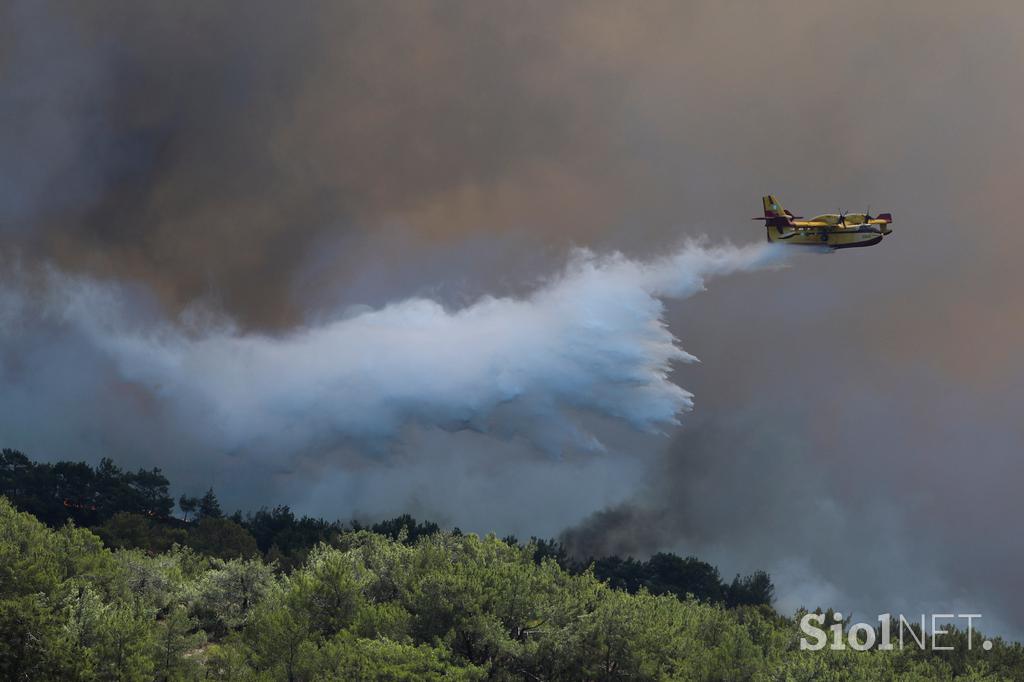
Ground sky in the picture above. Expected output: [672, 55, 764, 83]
[3, 1, 1024, 636]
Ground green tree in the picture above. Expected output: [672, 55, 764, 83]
[90, 601, 157, 682]
[191, 557, 276, 637]
[243, 584, 314, 682]
[95, 512, 187, 552]
[179, 494, 199, 522]
[186, 517, 258, 560]
[128, 467, 175, 518]
[725, 570, 775, 608]
[292, 543, 367, 636]
[198, 488, 223, 520]
[296, 632, 486, 681]
[153, 605, 206, 682]
[0, 595, 62, 681]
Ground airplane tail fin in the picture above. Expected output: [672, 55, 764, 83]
[762, 195, 786, 219]
[868, 212, 893, 235]
[756, 194, 794, 241]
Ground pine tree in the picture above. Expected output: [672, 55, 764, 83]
[198, 488, 223, 519]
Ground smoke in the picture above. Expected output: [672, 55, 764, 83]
[554, 402, 1023, 635]
[3, 242, 783, 462]
[560, 504, 667, 560]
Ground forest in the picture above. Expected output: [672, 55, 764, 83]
[3, 449, 1023, 680]
[0, 449, 772, 607]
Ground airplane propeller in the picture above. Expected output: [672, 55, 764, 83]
[862, 206, 885, 234]
[836, 209, 848, 229]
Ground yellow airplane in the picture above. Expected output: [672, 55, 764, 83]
[755, 194, 893, 250]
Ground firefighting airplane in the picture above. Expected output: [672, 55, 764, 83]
[754, 194, 893, 250]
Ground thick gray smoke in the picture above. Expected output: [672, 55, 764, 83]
[3, 243, 783, 461]
[6, 0, 1024, 641]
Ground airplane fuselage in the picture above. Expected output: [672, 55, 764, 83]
[769, 214, 891, 250]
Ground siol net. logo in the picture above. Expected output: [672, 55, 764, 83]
[799, 612, 992, 652]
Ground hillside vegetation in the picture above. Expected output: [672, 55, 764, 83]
[3, 449, 1023, 680]
[3, 495, 1024, 681]
[0, 449, 773, 607]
